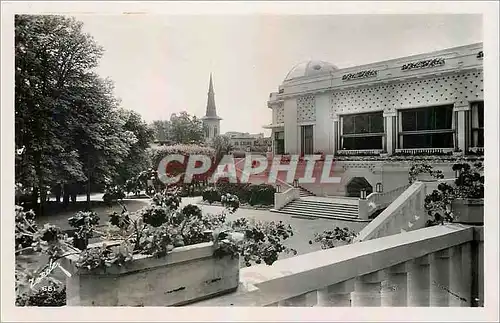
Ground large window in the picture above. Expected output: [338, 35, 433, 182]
[301, 125, 314, 155]
[341, 112, 384, 150]
[399, 105, 454, 149]
[274, 131, 285, 154]
[471, 101, 484, 148]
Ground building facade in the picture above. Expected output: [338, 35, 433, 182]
[265, 43, 484, 157]
[225, 132, 272, 152]
[202, 73, 222, 142]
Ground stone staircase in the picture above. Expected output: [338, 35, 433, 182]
[272, 196, 368, 222]
[298, 186, 315, 197]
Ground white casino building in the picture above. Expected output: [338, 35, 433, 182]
[265, 43, 484, 157]
[264, 43, 484, 198]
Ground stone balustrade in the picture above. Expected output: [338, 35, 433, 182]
[395, 148, 454, 155]
[188, 224, 482, 307]
[365, 183, 412, 215]
[336, 149, 383, 156]
[355, 181, 427, 241]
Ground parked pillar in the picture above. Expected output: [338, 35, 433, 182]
[351, 270, 386, 306]
[381, 263, 408, 306]
[317, 278, 355, 306]
[383, 111, 397, 155]
[430, 249, 451, 306]
[332, 119, 339, 155]
[407, 255, 431, 306]
[454, 105, 469, 154]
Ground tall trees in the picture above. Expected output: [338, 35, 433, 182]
[15, 15, 152, 213]
[151, 112, 205, 145]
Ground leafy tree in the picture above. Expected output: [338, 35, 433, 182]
[15, 14, 101, 212]
[211, 135, 233, 161]
[151, 120, 171, 142]
[169, 112, 205, 144]
[15, 15, 150, 212]
[115, 109, 154, 186]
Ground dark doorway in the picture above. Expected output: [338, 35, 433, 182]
[346, 177, 373, 198]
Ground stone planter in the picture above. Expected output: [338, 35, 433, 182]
[61, 241, 239, 306]
[452, 198, 484, 225]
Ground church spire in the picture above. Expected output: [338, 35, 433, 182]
[205, 73, 218, 118]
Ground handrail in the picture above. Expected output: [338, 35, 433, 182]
[355, 181, 425, 241]
[356, 178, 459, 242]
[188, 224, 475, 307]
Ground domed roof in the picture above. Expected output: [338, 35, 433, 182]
[284, 60, 338, 82]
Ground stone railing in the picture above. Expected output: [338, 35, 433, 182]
[189, 224, 483, 307]
[336, 149, 383, 156]
[355, 182, 427, 241]
[365, 183, 412, 215]
[395, 148, 454, 155]
[356, 179, 458, 241]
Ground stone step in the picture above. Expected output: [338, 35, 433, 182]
[291, 200, 359, 210]
[281, 204, 360, 216]
[271, 209, 369, 222]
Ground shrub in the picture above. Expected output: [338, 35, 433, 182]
[408, 163, 444, 184]
[421, 162, 484, 226]
[102, 183, 126, 205]
[308, 227, 357, 250]
[453, 162, 484, 199]
[16, 281, 66, 307]
[248, 184, 275, 206]
[68, 211, 100, 250]
[202, 186, 221, 204]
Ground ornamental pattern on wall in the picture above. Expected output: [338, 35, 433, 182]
[330, 71, 483, 118]
[275, 102, 285, 124]
[297, 95, 316, 122]
[401, 58, 445, 71]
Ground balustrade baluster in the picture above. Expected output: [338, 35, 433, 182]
[351, 270, 386, 307]
[460, 243, 472, 306]
[381, 263, 408, 306]
[316, 279, 355, 307]
[407, 255, 431, 306]
[448, 243, 472, 306]
[430, 249, 451, 306]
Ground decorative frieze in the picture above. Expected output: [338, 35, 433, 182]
[401, 58, 445, 71]
[342, 70, 378, 81]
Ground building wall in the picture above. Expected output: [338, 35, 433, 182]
[283, 99, 298, 154]
[299, 161, 457, 197]
[268, 43, 483, 155]
[314, 92, 333, 153]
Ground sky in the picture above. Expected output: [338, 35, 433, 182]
[72, 14, 482, 135]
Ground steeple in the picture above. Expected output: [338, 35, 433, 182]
[202, 73, 222, 142]
[204, 73, 219, 118]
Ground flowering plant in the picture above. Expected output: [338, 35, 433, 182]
[408, 163, 445, 184]
[422, 162, 484, 226]
[309, 227, 357, 249]
[15, 188, 296, 304]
